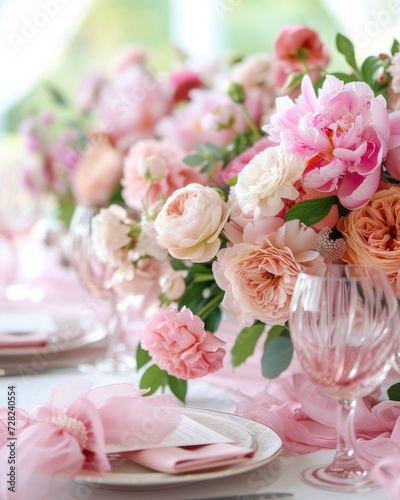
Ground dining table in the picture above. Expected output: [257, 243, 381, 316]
[0, 239, 394, 500]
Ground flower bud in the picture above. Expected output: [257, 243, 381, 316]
[227, 81, 246, 104]
[137, 155, 166, 180]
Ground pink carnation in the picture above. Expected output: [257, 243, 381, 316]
[142, 307, 226, 380]
[265, 75, 392, 209]
[122, 139, 206, 210]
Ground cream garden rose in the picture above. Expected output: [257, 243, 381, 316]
[234, 145, 304, 217]
[155, 183, 231, 263]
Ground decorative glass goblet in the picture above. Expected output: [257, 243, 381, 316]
[69, 204, 135, 372]
[289, 264, 399, 493]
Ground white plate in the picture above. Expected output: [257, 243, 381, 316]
[0, 316, 105, 356]
[74, 407, 283, 490]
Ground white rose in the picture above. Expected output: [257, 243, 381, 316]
[234, 145, 304, 216]
[155, 183, 231, 263]
[91, 204, 132, 267]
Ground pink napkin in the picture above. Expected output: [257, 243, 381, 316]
[123, 443, 255, 473]
[0, 332, 48, 348]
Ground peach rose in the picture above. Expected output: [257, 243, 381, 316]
[72, 133, 123, 207]
[213, 220, 325, 326]
[155, 183, 231, 263]
[141, 307, 226, 380]
[337, 186, 400, 296]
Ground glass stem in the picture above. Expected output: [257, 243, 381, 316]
[106, 296, 128, 357]
[330, 399, 366, 476]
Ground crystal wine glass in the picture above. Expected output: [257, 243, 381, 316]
[289, 264, 399, 493]
[69, 204, 135, 372]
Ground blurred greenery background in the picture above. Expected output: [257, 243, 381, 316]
[6, 0, 344, 132]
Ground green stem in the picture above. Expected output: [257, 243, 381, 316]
[241, 104, 260, 140]
[197, 291, 224, 320]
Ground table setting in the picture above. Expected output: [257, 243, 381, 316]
[1, 20, 400, 500]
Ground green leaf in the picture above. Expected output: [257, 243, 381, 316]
[45, 83, 69, 106]
[203, 307, 222, 333]
[391, 39, 400, 56]
[170, 258, 189, 271]
[205, 142, 223, 160]
[336, 34, 359, 74]
[282, 72, 304, 92]
[284, 196, 337, 226]
[226, 175, 238, 186]
[178, 282, 208, 313]
[329, 72, 357, 84]
[261, 335, 293, 379]
[388, 382, 400, 401]
[231, 322, 265, 367]
[168, 375, 187, 403]
[136, 342, 151, 369]
[140, 365, 167, 396]
[361, 56, 382, 84]
[264, 324, 290, 346]
[184, 154, 204, 167]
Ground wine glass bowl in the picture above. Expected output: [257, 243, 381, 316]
[69, 204, 135, 372]
[289, 264, 399, 492]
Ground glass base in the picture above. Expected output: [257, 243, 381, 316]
[302, 464, 381, 493]
[95, 351, 136, 373]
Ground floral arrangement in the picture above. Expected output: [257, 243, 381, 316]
[21, 26, 400, 402]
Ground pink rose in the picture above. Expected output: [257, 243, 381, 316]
[122, 139, 206, 210]
[273, 25, 329, 86]
[72, 133, 123, 207]
[169, 68, 203, 103]
[142, 307, 226, 379]
[156, 87, 262, 151]
[213, 220, 325, 326]
[265, 75, 392, 209]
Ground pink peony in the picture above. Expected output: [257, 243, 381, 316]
[156, 87, 262, 151]
[122, 139, 206, 210]
[213, 220, 325, 326]
[142, 307, 226, 380]
[273, 25, 329, 87]
[265, 75, 393, 209]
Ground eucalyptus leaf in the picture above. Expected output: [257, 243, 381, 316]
[136, 342, 151, 369]
[261, 336, 293, 379]
[388, 382, 400, 401]
[284, 196, 337, 226]
[184, 154, 204, 167]
[231, 322, 265, 367]
[168, 375, 187, 403]
[139, 365, 167, 395]
[45, 83, 69, 106]
[336, 34, 359, 74]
